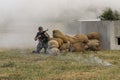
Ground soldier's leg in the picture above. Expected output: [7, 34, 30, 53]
[36, 41, 43, 53]
[43, 42, 48, 53]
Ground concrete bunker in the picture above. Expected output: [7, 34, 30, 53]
[66, 21, 120, 50]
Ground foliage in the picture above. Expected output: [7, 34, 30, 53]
[99, 8, 120, 20]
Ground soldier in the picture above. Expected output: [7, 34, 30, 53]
[32, 26, 49, 53]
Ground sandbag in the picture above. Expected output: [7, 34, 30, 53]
[47, 40, 59, 48]
[50, 38, 64, 47]
[46, 48, 60, 55]
[87, 39, 101, 51]
[60, 41, 70, 52]
[87, 32, 100, 40]
[53, 30, 68, 43]
[65, 35, 77, 44]
[70, 42, 87, 52]
[74, 34, 89, 43]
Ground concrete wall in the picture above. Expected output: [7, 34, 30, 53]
[65, 21, 81, 35]
[110, 21, 120, 50]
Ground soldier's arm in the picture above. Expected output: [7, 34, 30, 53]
[44, 32, 50, 39]
[34, 32, 39, 41]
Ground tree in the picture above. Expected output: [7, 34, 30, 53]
[99, 8, 120, 20]
[114, 10, 120, 20]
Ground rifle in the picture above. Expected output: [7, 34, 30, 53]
[41, 29, 48, 34]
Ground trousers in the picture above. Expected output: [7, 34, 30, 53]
[36, 40, 48, 53]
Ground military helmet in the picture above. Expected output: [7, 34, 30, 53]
[38, 26, 43, 30]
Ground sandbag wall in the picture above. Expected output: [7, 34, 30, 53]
[47, 30, 101, 53]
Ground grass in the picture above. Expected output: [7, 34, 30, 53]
[0, 48, 120, 80]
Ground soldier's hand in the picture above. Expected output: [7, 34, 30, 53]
[34, 38, 37, 41]
[38, 35, 41, 38]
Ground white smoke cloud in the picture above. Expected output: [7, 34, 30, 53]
[0, 0, 120, 48]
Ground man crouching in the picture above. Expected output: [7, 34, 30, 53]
[32, 26, 49, 53]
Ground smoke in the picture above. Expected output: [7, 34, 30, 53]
[0, 0, 120, 48]
[58, 53, 112, 67]
[77, 55, 112, 67]
[83, 55, 112, 66]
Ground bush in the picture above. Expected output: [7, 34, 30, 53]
[99, 8, 120, 20]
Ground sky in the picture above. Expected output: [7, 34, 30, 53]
[0, 0, 120, 22]
[0, 0, 120, 48]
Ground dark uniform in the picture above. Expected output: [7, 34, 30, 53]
[33, 27, 49, 53]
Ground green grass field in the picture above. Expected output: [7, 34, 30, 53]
[0, 48, 120, 80]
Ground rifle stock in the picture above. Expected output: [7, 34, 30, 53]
[42, 29, 48, 34]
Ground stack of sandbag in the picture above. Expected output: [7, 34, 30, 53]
[52, 30, 71, 52]
[49, 38, 70, 53]
[52, 30, 89, 52]
[47, 30, 101, 53]
[87, 32, 101, 51]
[52, 30, 74, 52]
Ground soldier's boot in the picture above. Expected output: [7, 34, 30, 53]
[32, 48, 40, 53]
